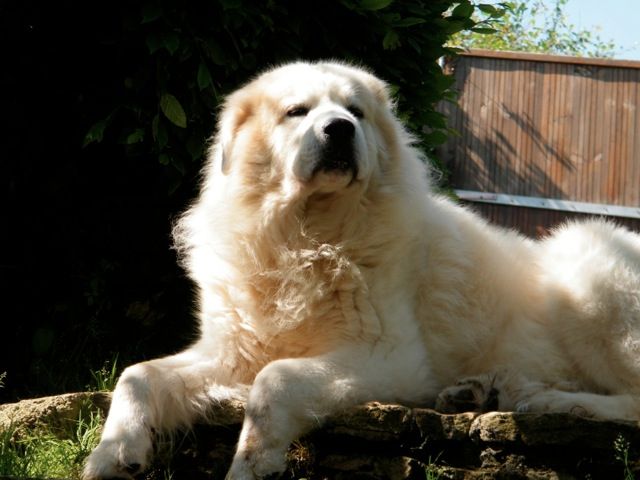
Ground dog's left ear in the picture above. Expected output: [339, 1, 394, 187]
[215, 92, 255, 175]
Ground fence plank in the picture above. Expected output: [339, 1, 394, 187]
[438, 50, 640, 236]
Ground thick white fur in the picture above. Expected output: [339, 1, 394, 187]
[84, 61, 640, 480]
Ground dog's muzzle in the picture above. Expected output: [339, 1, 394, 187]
[313, 118, 358, 179]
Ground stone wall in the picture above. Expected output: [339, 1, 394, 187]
[1, 393, 639, 479]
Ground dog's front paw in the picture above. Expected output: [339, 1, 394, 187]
[435, 376, 499, 414]
[225, 447, 287, 480]
[82, 431, 152, 480]
[225, 457, 254, 480]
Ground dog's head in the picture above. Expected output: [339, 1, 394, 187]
[209, 61, 403, 198]
[175, 61, 429, 296]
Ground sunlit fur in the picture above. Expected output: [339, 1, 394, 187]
[84, 61, 640, 480]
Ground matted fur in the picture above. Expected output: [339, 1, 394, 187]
[84, 61, 640, 480]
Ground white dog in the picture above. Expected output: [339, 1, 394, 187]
[84, 61, 640, 479]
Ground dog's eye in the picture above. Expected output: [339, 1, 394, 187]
[286, 106, 309, 117]
[347, 105, 364, 119]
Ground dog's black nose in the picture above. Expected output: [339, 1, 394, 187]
[323, 118, 355, 143]
[315, 117, 358, 179]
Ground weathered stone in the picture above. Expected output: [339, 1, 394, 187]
[470, 412, 521, 443]
[430, 465, 564, 480]
[324, 402, 413, 442]
[2, 393, 639, 479]
[0, 391, 111, 435]
[318, 454, 422, 480]
[470, 411, 640, 449]
[414, 408, 477, 441]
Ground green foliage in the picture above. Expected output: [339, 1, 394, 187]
[450, 0, 617, 57]
[424, 453, 443, 480]
[0, 409, 102, 479]
[425, 465, 442, 480]
[88, 356, 119, 392]
[5, 1, 491, 400]
[81, 1, 494, 170]
[614, 434, 634, 480]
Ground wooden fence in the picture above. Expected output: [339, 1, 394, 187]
[437, 49, 640, 237]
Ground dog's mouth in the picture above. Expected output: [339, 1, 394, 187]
[312, 117, 359, 183]
[313, 150, 359, 180]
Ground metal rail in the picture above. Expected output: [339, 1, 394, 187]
[455, 190, 640, 220]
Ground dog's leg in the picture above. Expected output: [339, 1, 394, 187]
[225, 346, 432, 480]
[83, 350, 231, 480]
[516, 390, 640, 421]
[436, 372, 640, 421]
[434, 371, 585, 414]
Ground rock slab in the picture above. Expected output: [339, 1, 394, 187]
[1, 394, 639, 479]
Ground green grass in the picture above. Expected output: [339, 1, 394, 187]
[424, 454, 442, 480]
[0, 360, 116, 479]
[88, 355, 119, 392]
[0, 361, 180, 480]
[0, 409, 103, 478]
[425, 466, 441, 480]
[614, 434, 634, 480]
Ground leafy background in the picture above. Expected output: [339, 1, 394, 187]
[451, 0, 617, 57]
[1, 0, 498, 401]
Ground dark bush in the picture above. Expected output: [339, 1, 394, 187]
[1, 0, 492, 400]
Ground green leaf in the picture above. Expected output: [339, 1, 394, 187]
[424, 130, 449, 146]
[197, 63, 213, 90]
[145, 33, 162, 54]
[451, 1, 474, 19]
[141, 4, 163, 23]
[407, 37, 422, 54]
[158, 153, 171, 165]
[186, 135, 204, 160]
[394, 17, 426, 28]
[125, 128, 145, 144]
[443, 19, 467, 34]
[206, 39, 227, 66]
[499, 2, 515, 11]
[471, 27, 498, 34]
[380, 12, 401, 23]
[360, 0, 393, 11]
[477, 4, 498, 16]
[163, 32, 180, 55]
[220, 0, 242, 9]
[382, 30, 400, 50]
[83, 120, 107, 147]
[160, 93, 187, 128]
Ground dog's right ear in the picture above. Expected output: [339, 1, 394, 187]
[207, 142, 230, 176]
[220, 148, 229, 174]
[215, 91, 255, 175]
